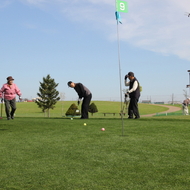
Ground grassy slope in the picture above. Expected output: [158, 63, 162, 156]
[0, 117, 190, 189]
[7, 101, 173, 118]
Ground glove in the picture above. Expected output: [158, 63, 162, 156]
[1, 98, 3, 103]
[124, 75, 128, 80]
[19, 96, 22, 100]
[77, 99, 81, 105]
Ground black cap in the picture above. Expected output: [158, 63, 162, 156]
[127, 72, 134, 77]
[67, 81, 72, 87]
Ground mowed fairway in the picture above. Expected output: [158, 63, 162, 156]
[5, 101, 170, 118]
[0, 115, 190, 189]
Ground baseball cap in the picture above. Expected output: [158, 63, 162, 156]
[127, 72, 134, 77]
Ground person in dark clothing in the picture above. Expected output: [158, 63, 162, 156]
[124, 72, 140, 119]
[67, 81, 92, 119]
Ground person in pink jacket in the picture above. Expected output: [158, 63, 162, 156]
[0, 76, 22, 120]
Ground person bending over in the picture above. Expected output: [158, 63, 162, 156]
[68, 81, 92, 119]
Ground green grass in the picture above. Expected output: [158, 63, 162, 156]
[4, 101, 170, 118]
[0, 116, 190, 189]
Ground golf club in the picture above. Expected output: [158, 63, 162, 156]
[0, 101, 3, 119]
[76, 99, 81, 115]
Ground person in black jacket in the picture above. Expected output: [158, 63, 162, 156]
[68, 81, 92, 119]
[124, 72, 140, 119]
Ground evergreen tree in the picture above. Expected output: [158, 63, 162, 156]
[88, 102, 98, 116]
[35, 74, 60, 117]
[65, 103, 81, 116]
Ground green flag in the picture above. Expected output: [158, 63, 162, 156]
[116, 0, 128, 13]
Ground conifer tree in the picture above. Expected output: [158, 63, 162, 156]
[88, 103, 98, 116]
[65, 103, 81, 116]
[35, 74, 60, 117]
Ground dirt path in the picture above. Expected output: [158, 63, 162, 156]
[141, 104, 181, 117]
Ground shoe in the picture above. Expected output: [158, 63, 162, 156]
[7, 117, 10, 120]
[11, 116, 14, 120]
[134, 117, 140, 119]
[128, 117, 133, 119]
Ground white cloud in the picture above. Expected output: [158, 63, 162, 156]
[114, 0, 190, 60]
[13, 0, 190, 61]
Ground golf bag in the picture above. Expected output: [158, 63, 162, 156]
[122, 93, 130, 115]
[182, 103, 189, 115]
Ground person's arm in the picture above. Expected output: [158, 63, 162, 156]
[78, 83, 85, 98]
[14, 84, 22, 97]
[128, 81, 138, 93]
[0, 85, 5, 99]
[125, 80, 130, 86]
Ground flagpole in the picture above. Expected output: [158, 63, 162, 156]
[116, 19, 124, 136]
[115, 0, 124, 136]
[115, 0, 128, 136]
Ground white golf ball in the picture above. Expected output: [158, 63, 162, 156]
[84, 123, 86, 126]
[71, 118, 73, 120]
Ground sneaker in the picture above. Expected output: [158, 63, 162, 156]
[11, 116, 14, 120]
[7, 117, 10, 120]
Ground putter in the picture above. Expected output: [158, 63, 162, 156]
[0, 102, 3, 119]
[76, 100, 81, 115]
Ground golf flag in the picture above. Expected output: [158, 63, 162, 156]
[115, 11, 122, 24]
[116, 0, 128, 13]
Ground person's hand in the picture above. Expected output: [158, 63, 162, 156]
[77, 99, 81, 105]
[19, 96, 22, 100]
[124, 75, 128, 80]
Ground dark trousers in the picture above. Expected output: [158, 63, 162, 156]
[4, 98, 17, 119]
[81, 94, 92, 119]
[128, 97, 140, 118]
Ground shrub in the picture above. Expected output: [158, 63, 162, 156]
[65, 103, 81, 116]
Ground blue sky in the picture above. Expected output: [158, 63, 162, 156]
[0, 0, 190, 102]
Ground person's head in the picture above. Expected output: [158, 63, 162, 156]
[7, 76, 14, 85]
[127, 72, 135, 80]
[67, 81, 75, 88]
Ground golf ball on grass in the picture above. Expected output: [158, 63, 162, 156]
[101, 128, 105, 131]
[84, 123, 87, 126]
[71, 118, 73, 120]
